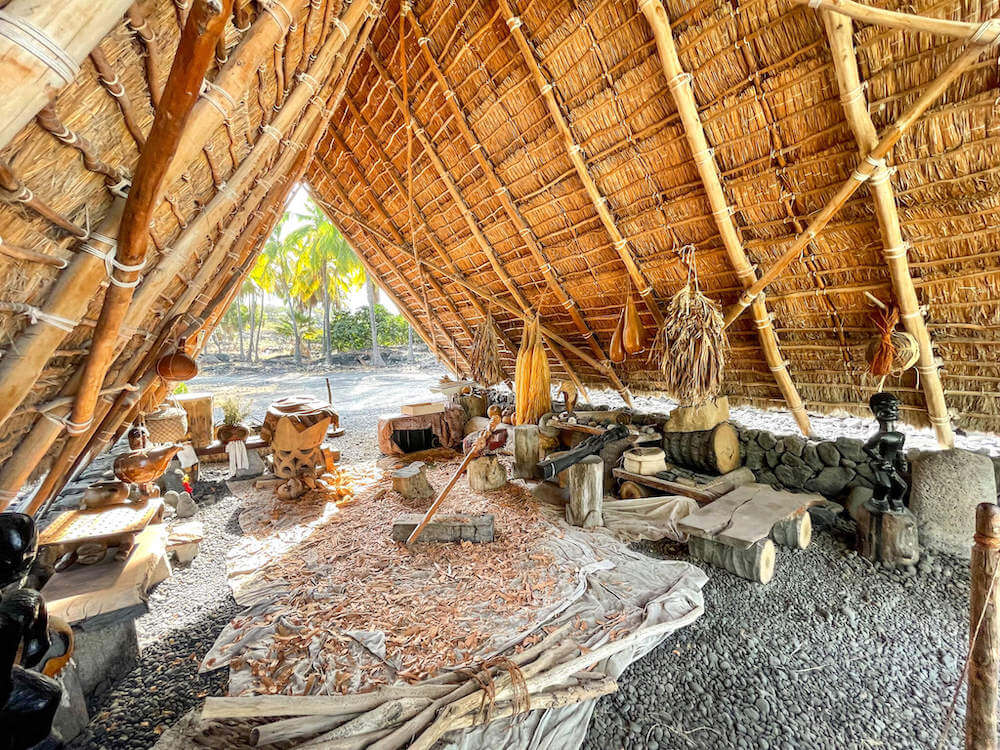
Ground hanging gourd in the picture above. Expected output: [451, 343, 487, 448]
[155, 338, 198, 381]
[610, 308, 626, 363]
[623, 288, 648, 355]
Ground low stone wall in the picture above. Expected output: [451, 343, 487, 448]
[736, 426, 874, 499]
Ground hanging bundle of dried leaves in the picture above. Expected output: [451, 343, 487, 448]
[650, 248, 727, 405]
[470, 310, 504, 386]
[514, 316, 551, 425]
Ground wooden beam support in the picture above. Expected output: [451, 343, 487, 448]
[723, 35, 994, 327]
[496, 0, 663, 327]
[640, 0, 811, 437]
[404, 9, 607, 364]
[798, 0, 1000, 43]
[365, 44, 618, 401]
[71, 0, 234, 437]
[823, 11, 954, 446]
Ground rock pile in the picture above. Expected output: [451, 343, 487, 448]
[737, 428, 873, 499]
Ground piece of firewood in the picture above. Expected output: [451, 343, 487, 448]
[688, 536, 776, 584]
[201, 685, 453, 719]
[252, 714, 359, 746]
[296, 698, 431, 749]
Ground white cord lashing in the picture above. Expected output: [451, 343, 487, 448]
[0, 10, 78, 86]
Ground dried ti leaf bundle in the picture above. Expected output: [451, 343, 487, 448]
[515, 316, 551, 425]
[470, 311, 504, 386]
[866, 304, 918, 380]
[652, 284, 727, 406]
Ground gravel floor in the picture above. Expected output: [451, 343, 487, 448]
[65, 362, 980, 749]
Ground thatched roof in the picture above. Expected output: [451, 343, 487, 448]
[0, 0, 998, 510]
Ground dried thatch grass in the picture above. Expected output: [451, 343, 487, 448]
[469, 311, 504, 386]
[650, 283, 728, 406]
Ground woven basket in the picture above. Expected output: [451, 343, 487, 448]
[144, 406, 189, 444]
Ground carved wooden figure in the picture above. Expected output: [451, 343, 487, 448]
[271, 416, 331, 479]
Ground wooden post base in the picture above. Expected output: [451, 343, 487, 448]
[392, 461, 435, 501]
[848, 488, 919, 567]
[689, 536, 776, 584]
[566, 455, 603, 528]
[513, 424, 540, 479]
[771, 511, 812, 549]
[468, 455, 507, 492]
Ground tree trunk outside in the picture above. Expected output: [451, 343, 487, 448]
[408, 324, 414, 363]
[322, 257, 331, 366]
[248, 291, 257, 362]
[287, 300, 302, 366]
[236, 296, 245, 361]
[255, 290, 265, 362]
[366, 276, 384, 367]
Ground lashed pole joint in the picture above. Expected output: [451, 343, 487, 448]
[822, 9, 954, 446]
[639, 0, 811, 437]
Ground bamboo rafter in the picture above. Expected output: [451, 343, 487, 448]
[496, 0, 663, 328]
[823, 10, 954, 446]
[639, 0, 812, 437]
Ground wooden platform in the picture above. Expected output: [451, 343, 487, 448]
[39, 498, 164, 554]
[678, 484, 822, 549]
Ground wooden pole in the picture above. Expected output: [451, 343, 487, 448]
[798, 0, 1000, 43]
[404, 8, 608, 364]
[0, 0, 135, 150]
[723, 36, 994, 328]
[967, 502, 1000, 750]
[496, 0, 663, 327]
[71, 0, 235, 436]
[823, 11, 954, 447]
[639, 0, 811, 437]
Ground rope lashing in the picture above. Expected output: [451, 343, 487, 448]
[296, 72, 320, 94]
[261, 0, 294, 32]
[5, 302, 77, 332]
[869, 164, 897, 186]
[79, 231, 145, 288]
[0, 10, 78, 86]
[883, 241, 910, 260]
[807, 0, 823, 8]
[540, 82, 553, 94]
[752, 312, 772, 330]
[333, 17, 349, 38]
[667, 72, 692, 91]
[107, 175, 131, 198]
[62, 414, 94, 436]
[201, 79, 236, 117]
[261, 124, 282, 144]
[418, 36, 431, 46]
[561, 297, 577, 309]
[768, 360, 790, 372]
[692, 146, 715, 164]
[506, 16, 523, 31]
[4, 185, 34, 204]
[97, 73, 126, 98]
[839, 81, 868, 105]
[712, 205, 736, 218]
[970, 18, 1000, 44]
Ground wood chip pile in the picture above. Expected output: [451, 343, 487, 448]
[204, 458, 576, 695]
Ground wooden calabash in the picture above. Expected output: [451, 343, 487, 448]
[623, 293, 647, 354]
[156, 338, 198, 381]
[114, 444, 182, 484]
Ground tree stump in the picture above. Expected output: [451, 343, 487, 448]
[770, 511, 812, 549]
[688, 536, 776, 584]
[857, 503, 920, 567]
[514, 424, 540, 479]
[662, 423, 741, 474]
[392, 461, 434, 501]
[566, 455, 603, 528]
[458, 394, 486, 419]
[468, 455, 506, 492]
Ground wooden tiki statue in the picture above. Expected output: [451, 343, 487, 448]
[271, 416, 331, 479]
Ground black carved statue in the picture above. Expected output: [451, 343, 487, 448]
[863, 393, 908, 513]
[0, 512, 65, 750]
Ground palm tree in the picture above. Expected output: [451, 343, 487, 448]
[252, 215, 312, 364]
[291, 198, 366, 364]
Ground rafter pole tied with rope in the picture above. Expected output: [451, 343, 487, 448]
[822, 9, 954, 447]
[639, 0, 811, 436]
[722, 31, 997, 329]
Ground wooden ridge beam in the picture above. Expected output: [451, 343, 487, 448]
[640, 0, 811, 436]
[823, 10, 954, 446]
[496, 0, 663, 327]
[722, 34, 994, 327]
[404, 8, 608, 365]
[365, 44, 616, 401]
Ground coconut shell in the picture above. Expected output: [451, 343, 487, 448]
[155, 338, 198, 381]
[623, 293, 647, 354]
[610, 309, 626, 363]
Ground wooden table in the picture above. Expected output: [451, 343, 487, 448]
[613, 467, 753, 505]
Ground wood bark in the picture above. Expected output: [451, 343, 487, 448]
[639, 0, 810, 437]
[662, 423, 741, 474]
[71, 0, 234, 434]
[0, 0, 134, 150]
[967, 502, 1000, 750]
[723, 37, 994, 327]
[566, 455, 603, 528]
[689, 536, 776, 584]
[823, 11, 953, 447]
[513, 424, 540, 479]
[392, 462, 434, 501]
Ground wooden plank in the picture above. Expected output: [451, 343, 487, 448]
[41, 524, 171, 624]
[39, 499, 163, 549]
[401, 401, 446, 417]
[613, 467, 754, 505]
[678, 484, 823, 548]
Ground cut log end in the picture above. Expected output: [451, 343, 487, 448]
[689, 536, 775, 584]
